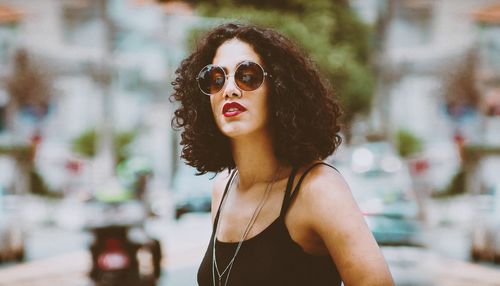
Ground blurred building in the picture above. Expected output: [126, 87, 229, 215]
[0, 0, 213, 196]
[0, 4, 23, 131]
[465, 3, 500, 193]
[473, 3, 500, 144]
[352, 0, 498, 142]
[0, 4, 22, 60]
[351, 0, 500, 192]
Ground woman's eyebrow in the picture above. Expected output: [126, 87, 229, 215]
[220, 60, 249, 73]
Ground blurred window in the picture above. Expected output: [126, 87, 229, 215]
[479, 26, 500, 74]
[389, 0, 434, 49]
[61, 1, 102, 48]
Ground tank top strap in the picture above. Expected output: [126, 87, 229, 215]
[212, 169, 238, 230]
[280, 162, 338, 216]
[279, 166, 299, 217]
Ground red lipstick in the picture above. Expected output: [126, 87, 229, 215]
[222, 102, 247, 117]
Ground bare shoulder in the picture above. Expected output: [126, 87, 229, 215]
[297, 163, 395, 285]
[296, 163, 352, 210]
[297, 163, 364, 234]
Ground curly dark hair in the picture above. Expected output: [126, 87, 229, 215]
[171, 22, 342, 175]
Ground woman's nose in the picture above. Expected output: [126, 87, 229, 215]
[223, 75, 242, 98]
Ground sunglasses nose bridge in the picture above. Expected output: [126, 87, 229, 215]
[225, 74, 235, 81]
[222, 72, 238, 87]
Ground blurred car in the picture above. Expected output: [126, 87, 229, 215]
[470, 182, 500, 263]
[0, 188, 25, 262]
[335, 142, 425, 247]
[84, 201, 163, 285]
[172, 167, 213, 220]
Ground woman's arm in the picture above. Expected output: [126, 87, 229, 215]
[302, 166, 395, 286]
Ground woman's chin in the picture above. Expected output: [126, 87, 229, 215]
[219, 123, 254, 138]
[217, 117, 268, 139]
[220, 126, 245, 138]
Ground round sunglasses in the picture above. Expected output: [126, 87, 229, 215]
[196, 60, 270, 96]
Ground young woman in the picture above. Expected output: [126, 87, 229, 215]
[171, 22, 394, 286]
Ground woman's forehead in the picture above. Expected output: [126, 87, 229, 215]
[212, 39, 263, 69]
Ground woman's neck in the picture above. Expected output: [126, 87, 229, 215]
[230, 132, 286, 191]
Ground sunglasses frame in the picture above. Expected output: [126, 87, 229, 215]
[196, 60, 270, 96]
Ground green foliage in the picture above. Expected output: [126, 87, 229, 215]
[0, 145, 33, 164]
[72, 129, 95, 158]
[463, 144, 500, 164]
[0, 145, 54, 197]
[115, 131, 136, 163]
[30, 169, 61, 198]
[396, 129, 423, 158]
[189, 0, 375, 131]
[72, 129, 136, 165]
[434, 168, 466, 198]
[186, 26, 212, 52]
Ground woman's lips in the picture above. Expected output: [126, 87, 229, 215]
[222, 102, 247, 117]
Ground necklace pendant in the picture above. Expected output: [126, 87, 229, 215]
[218, 278, 222, 286]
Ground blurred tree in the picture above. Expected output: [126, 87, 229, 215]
[30, 169, 60, 198]
[185, 0, 374, 142]
[0, 144, 51, 196]
[443, 49, 480, 118]
[396, 128, 422, 158]
[435, 167, 466, 198]
[72, 129, 136, 166]
[5, 49, 53, 128]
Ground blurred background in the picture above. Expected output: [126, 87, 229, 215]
[0, 0, 499, 285]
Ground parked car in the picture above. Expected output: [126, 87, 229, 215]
[0, 188, 25, 263]
[172, 167, 213, 220]
[470, 182, 500, 263]
[334, 142, 425, 247]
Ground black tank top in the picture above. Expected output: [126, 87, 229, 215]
[197, 162, 342, 286]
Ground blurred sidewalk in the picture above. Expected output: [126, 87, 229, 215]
[0, 213, 211, 286]
[424, 194, 479, 262]
[1, 198, 500, 286]
[426, 194, 478, 228]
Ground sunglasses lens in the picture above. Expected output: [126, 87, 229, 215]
[197, 65, 225, 95]
[235, 61, 265, 91]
